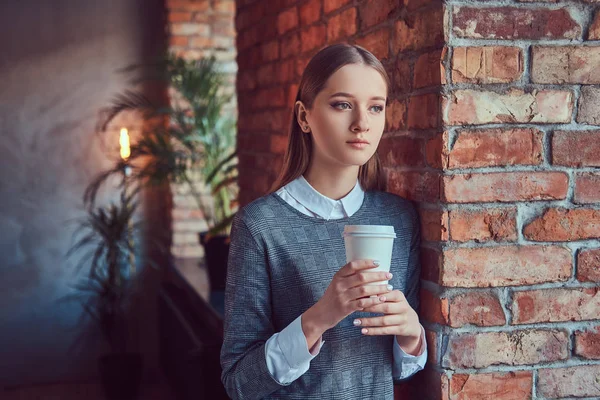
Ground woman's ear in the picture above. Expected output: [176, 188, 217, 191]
[295, 101, 311, 133]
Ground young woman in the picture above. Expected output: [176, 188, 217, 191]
[220, 43, 426, 399]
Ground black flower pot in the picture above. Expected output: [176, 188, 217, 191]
[199, 233, 230, 291]
[98, 352, 143, 400]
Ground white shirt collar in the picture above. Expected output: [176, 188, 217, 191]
[283, 176, 364, 219]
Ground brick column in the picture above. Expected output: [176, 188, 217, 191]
[235, 0, 600, 399]
[425, 2, 600, 399]
[166, 0, 237, 258]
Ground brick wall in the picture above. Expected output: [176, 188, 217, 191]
[166, 0, 237, 258]
[235, 0, 600, 399]
[430, 1, 600, 399]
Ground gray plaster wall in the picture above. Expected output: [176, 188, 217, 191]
[0, 0, 166, 386]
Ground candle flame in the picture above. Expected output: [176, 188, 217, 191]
[119, 128, 131, 160]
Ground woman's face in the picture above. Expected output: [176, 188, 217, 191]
[300, 63, 388, 169]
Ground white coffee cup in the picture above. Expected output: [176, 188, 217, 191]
[343, 225, 396, 287]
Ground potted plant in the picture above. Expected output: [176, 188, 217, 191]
[95, 55, 238, 291]
[64, 188, 143, 400]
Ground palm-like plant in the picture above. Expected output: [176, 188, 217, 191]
[89, 55, 238, 238]
[64, 189, 140, 353]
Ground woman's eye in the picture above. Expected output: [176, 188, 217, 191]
[332, 102, 351, 110]
[370, 105, 384, 113]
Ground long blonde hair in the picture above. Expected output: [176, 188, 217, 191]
[269, 43, 390, 193]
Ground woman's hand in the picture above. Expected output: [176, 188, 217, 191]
[302, 260, 393, 349]
[352, 290, 422, 355]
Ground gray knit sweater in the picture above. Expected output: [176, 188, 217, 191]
[220, 190, 421, 400]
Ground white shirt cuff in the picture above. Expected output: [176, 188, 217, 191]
[392, 325, 428, 379]
[264, 314, 324, 384]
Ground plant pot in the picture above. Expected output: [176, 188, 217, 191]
[199, 233, 230, 291]
[98, 352, 143, 400]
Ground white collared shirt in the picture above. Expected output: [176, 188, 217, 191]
[263, 176, 427, 384]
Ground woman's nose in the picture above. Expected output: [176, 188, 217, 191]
[351, 109, 370, 133]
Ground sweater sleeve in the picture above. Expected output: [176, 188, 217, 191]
[220, 214, 288, 399]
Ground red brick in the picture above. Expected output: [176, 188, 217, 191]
[324, 0, 352, 14]
[442, 246, 571, 287]
[301, 24, 326, 52]
[327, 7, 357, 42]
[256, 64, 275, 86]
[578, 248, 600, 282]
[189, 37, 213, 48]
[573, 173, 600, 204]
[425, 330, 438, 366]
[253, 87, 286, 109]
[237, 25, 259, 50]
[538, 365, 600, 398]
[444, 89, 573, 125]
[299, 0, 321, 26]
[384, 99, 406, 131]
[531, 46, 600, 84]
[512, 288, 600, 324]
[170, 35, 189, 47]
[287, 83, 299, 105]
[358, 0, 397, 30]
[524, 208, 600, 241]
[214, 0, 235, 13]
[552, 130, 600, 167]
[575, 326, 600, 359]
[378, 136, 424, 168]
[355, 28, 390, 61]
[270, 134, 288, 155]
[387, 170, 441, 202]
[213, 17, 235, 36]
[419, 208, 449, 242]
[426, 133, 445, 169]
[443, 172, 568, 203]
[407, 93, 439, 129]
[450, 371, 533, 400]
[393, 58, 411, 93]
[444, 330, 569, 369]
[421, 247, 442, 283]
[168, 11, 193, 23]
[420, 288, 449, 325]
[405, 0, 437, 11]
[167, 0, 210, 12]
[394, 7, 444, 53]
[276, 59, 296, 83]
[577, 86, 600, 125]
[448, 128, 543, 169]
[452, 7, 581, 40]
[296, 57, 310, 78]
[277, 7, 298, 35]
[449, 208, 518, 243]
[237, 70, 256, 90]
[414, 50, 443, 88]
[261, 40, 279, 62]
[281, 33, 300, 59]
[452, 47, 523, 84]
[448, 291, 506, 328]
[170, 22, 210, 36]
[590, 10, 600, 40]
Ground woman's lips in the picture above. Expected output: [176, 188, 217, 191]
[347, 140, 369, 149]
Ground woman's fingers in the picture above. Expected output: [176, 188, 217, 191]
[353, 314, 403, 327]
[346, 271, 393, 289]
[348, 283, 393, 301]
[352, 293, 386, 310]
[339, 259, 379, 277]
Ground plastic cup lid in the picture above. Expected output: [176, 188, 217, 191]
[343, 225, 396, 237]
